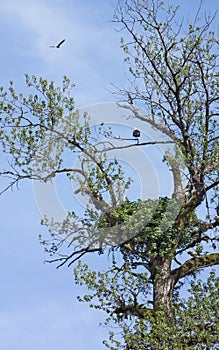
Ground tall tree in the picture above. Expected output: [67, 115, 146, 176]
[0, 0, 219, 348]
[108, 0, 219, 309]
[74, 0, 219, 346]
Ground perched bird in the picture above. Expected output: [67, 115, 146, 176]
[50, 39, 65, 48]
[133, 128, 140, 144]
[133, 128, 140, 138]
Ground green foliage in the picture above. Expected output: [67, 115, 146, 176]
[74, 259, 150, 319]
[0, 75, 83, 176]
[74, 261, 219, 349]
[72, 0, 219, 347]
[0, 74, 129, 202]
[118, 197, 177, 260]
[1, 0, 219, 349]
[98, 199, 139, 228]
[97, 197, 197, 261]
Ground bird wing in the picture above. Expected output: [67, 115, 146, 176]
[56, 39, 65, 48]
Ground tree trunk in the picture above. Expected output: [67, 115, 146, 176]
[151, 258, 175, 317]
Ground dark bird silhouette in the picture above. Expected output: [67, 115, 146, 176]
[50, 39, 65, 48]
[133, 128, 140, 138]
[133, 128, 140, 144]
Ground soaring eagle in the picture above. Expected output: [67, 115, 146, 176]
[50, 39, 65, 48]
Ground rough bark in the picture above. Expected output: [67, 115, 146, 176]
[150, 258, 175, 316]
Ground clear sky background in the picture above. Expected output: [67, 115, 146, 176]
[0, 1, 218, 350]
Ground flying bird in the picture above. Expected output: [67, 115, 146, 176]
[50, 39, 65, 48]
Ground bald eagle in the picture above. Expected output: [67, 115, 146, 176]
[133, 128, 140, 144]
[133, 128, 140, 138]
[50, 39, 65, 48]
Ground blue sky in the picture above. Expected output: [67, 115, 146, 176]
[0, 1, 218, 350]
